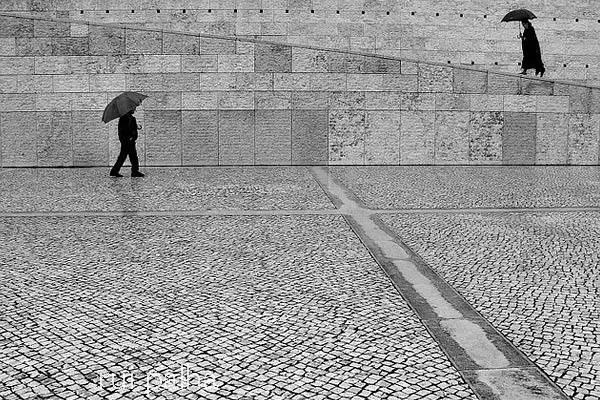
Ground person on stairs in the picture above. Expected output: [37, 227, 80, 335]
[519, 19, 545, 77]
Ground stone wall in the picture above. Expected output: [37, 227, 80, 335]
[1, 0, 599, 85]
[0, 12, 599, 167]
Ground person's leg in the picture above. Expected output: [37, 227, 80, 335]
[110, 142, 128, 176]
[128, 142, 144, 177]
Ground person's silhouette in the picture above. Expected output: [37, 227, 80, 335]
[519, 20, 545, 77]
[110, 108, 144, 178]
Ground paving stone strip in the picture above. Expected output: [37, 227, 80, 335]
[309, 166, 570, 400]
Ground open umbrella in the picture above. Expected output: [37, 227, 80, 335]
[501, 9, 536, 22]
[102, 91, 148, 123]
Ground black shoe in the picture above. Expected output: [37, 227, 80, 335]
[131, 171, 145, 177]
[540, 68, 545, 78]
[110, 171, 123, 177]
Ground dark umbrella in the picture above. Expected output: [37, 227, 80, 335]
[501, 9, 536, 22]
[102, 91, 148, 123]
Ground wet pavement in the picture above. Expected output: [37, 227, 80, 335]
[0, 166, 599, 400]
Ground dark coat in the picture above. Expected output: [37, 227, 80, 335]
[118, 113, 138, 142]
[521, 25, 544, 71]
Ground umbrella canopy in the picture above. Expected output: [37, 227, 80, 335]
[501, 9, 536, 22]
[102, 91, 148, 123]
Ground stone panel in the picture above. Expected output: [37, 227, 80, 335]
[418, 64, 453, 92]
[386, 74, 419, 91]
[218, 91, 254, 109]
[106, 54, 144, 74]
[164, 32, 199, 54]
[143, 92, 182, 110]
[89, 74, 126, 92]
[435, 111, 470, 164]
[365, 91, 403, 110]
[453, 68, 487, 94]
[218, 54, 254, 72]
[53, 74, 89, 92]
[311, 74, 346, 91]
[291, 91, 328, 109]
[365, 110, 401, 165]
[0, 76, 17, 93]
[182, 92, 218, 110]
[255, 43, 292, 72]
[52, 37, 88, 56]
[346, 74, 382, 91]
[36, 93, 72, 111]
[36, 111, 72, 166]
[1, 112, 37, 166]
[34, 55, 71, 74]
[503, 95, 536, 112]
[200, 37, 236, 55]
[400, 111, 435, 164]
[0, 56, 34, 74]
[469, 111, 503, 164]
[255, 91, 291, 109]
[329, 91, 365, 109]
[536, 96, 570, 113]
[200, 73, 237, 91]
[181, 55, 218, 72]
[33, 19, 69, 37]
[0, 93, 36, 111]
[143, 55, 181, 73]
[0, 15, 33, 38]
[291, 109, 328, 165]
[255, 110, 292, 165]
[16, 37, 52, 56]
[363, 57, 402, 73]
[488, 73, 520, 95]
[18, 75, 52, 93]
[401, 92, 435, 111]
[126, 29, 162, 54]
[536, 113, 568, 165]
[469, 94, 503, 111]
[502, 112, 536, 165]
[127, 74, 165, 91]
[329, 109, 366, 165]
[182, 110, 218, 165]
[435, 93, 470, 111]
[70, 56, 107, 74]
[219, 110, 254, 165]
[71, 92, 107, 111]
[72, 110, 108, 166]
[273, 73, 311, 91]
[520, 79, 553, 95]
[89, 26, 125, 55]
[592, 88, 600, 114]
[145, 110, 182, 166]
[568, 114, 600, 165]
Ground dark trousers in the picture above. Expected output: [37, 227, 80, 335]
[111, 140, 139, 174]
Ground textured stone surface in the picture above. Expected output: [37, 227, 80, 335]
[291, 109, 328, 165]
[125, 29, 162, 54]
[453, 68, 487, 94]
[255, 110, 291, 165]
[503, 112, 536, 165]
[568, 114, 600, 165]
[145, 110, 182, 166]
[400, 111, 435, 164]
[536, 113, 569, 165]
[88, 25, 125, 55]
[329, 109, 367, 165]
[469, 111, 503, 164]
[487, 73, 520, 95]
[182, 110, 218, 165]
[520, 79, 553, 96]
[503, 95, 536, 112]
[255, 43, 292, 72]
[72, 111, 108, 166]
[435, 111, 470, 164]
[219, 110, 255, 165]
[365, 110, 401, 165]
[435, 93, 470, 111]
[418, 64, 453, 92]
[0, 112, 37, 166]
[163, 32, 199, 54]
[36, 111, 72, 166]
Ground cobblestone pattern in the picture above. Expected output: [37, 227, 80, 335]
[330, 165, 600, 209]
[378, 212, 600, 400]
[0, 167, 334, 212]
[0, 215, 478, 400]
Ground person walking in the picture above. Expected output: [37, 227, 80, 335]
[519, 19, 545, 77]
[110, 107, 144, 177]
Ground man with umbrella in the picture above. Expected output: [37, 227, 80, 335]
[502, 9, 545, 77]
[103, 92, 147, 178]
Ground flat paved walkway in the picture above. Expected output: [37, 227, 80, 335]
[0, 166, 598, 400]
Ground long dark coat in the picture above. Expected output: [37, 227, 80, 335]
[521, 25, 544, 72]
[118, 113, 138, 143]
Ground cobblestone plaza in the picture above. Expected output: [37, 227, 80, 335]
[1, 166, 599, 399]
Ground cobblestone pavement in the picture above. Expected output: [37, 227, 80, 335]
[0, 214, 477, 400]
[331, 166, 600, 209]
[378, 212, 600, 400]
[0, 167, 333, 212]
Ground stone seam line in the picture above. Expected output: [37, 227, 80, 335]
[308, 166, 570, 400]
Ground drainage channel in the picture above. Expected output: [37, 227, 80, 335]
[309, 166, 569, 400]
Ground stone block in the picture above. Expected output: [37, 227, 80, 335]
[70, 23, 88, 38]
[218, 54, 254, 72]
[127, 74, 165, 91]
[520, 78, 553, 95]
[1, 112, 37, 166]
[363, 57, 402, 74]
[89, 74, 126, 92]
[163, 73, 199, 91]
[34, 19, 69, 37]
[329, 109, 367, 164]
[182, 55, 218, 72]
[503, 95, 536, 112]
[568, 114, 600, 165]
[292, 109, 328, 165]
[291, 91, 328, 109]
[182, 92, 218, 110]
[536, 113, 568, 165]
[125, 29, 162, 55]
[89, 25, 125, 55]
[145, 110, 182, 166]
[469, 94, 503, 111]
[236, 41, 255, 56]
[435, 111, 470, 164]
[435, 93, 470, 111]
[219, 110, 255, 165]
[255, 43, 292, 72]
[72, 92, 107, 111]
[400, 111, 435, 164]
[311, 74, 346, 91]
[401, 92, 435, 111]
[418, 64, 453, 92]
[34, 55, 71, 74]
[0, 56, 34, 74]
[236, 73, 273, 91]
[0, 15, 33, 38]
[106, 54, 144, 74]
[255, 110, 292, 165]
[143, 55, 181, 73]
[182, 110, 218, 165]
[0, 76, 17, 93]
[329, 91, 365, 109]
[218, 91, 254, 109]
[468, 111, 503, 164]
[273, 73, 311, 91]
[292, 48, 332, 73]
[200, 37, 236, 55]
[536, 96, 570, 113]
[72, 111, 109, 166]
[385, 74, 418, 91]
[365, 110, 401, 165]
[15, 37, 52, 56]
[143, 92, 182, 110]
[401, 60, 418, 74]
[564, 85, 593, 113]
[53, 75, 89, 92]
[502, 112, 536, 165]
[365, 91, 402, 110]
[255, 91, 292, 109]
[17, 74, 52, 93]
[0, 38, 16, 56]
[592, 88, 600, 114]
[453, 68, 487, 94]
[164, 32, 199, 54]
[0, 93, 35, 111]
[36, 93, 72, 111]
[200, 73, 237, 90]
[36, 111, 72, 166]
[52, 37, 88, 55]
[487, 73, 520, 95]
